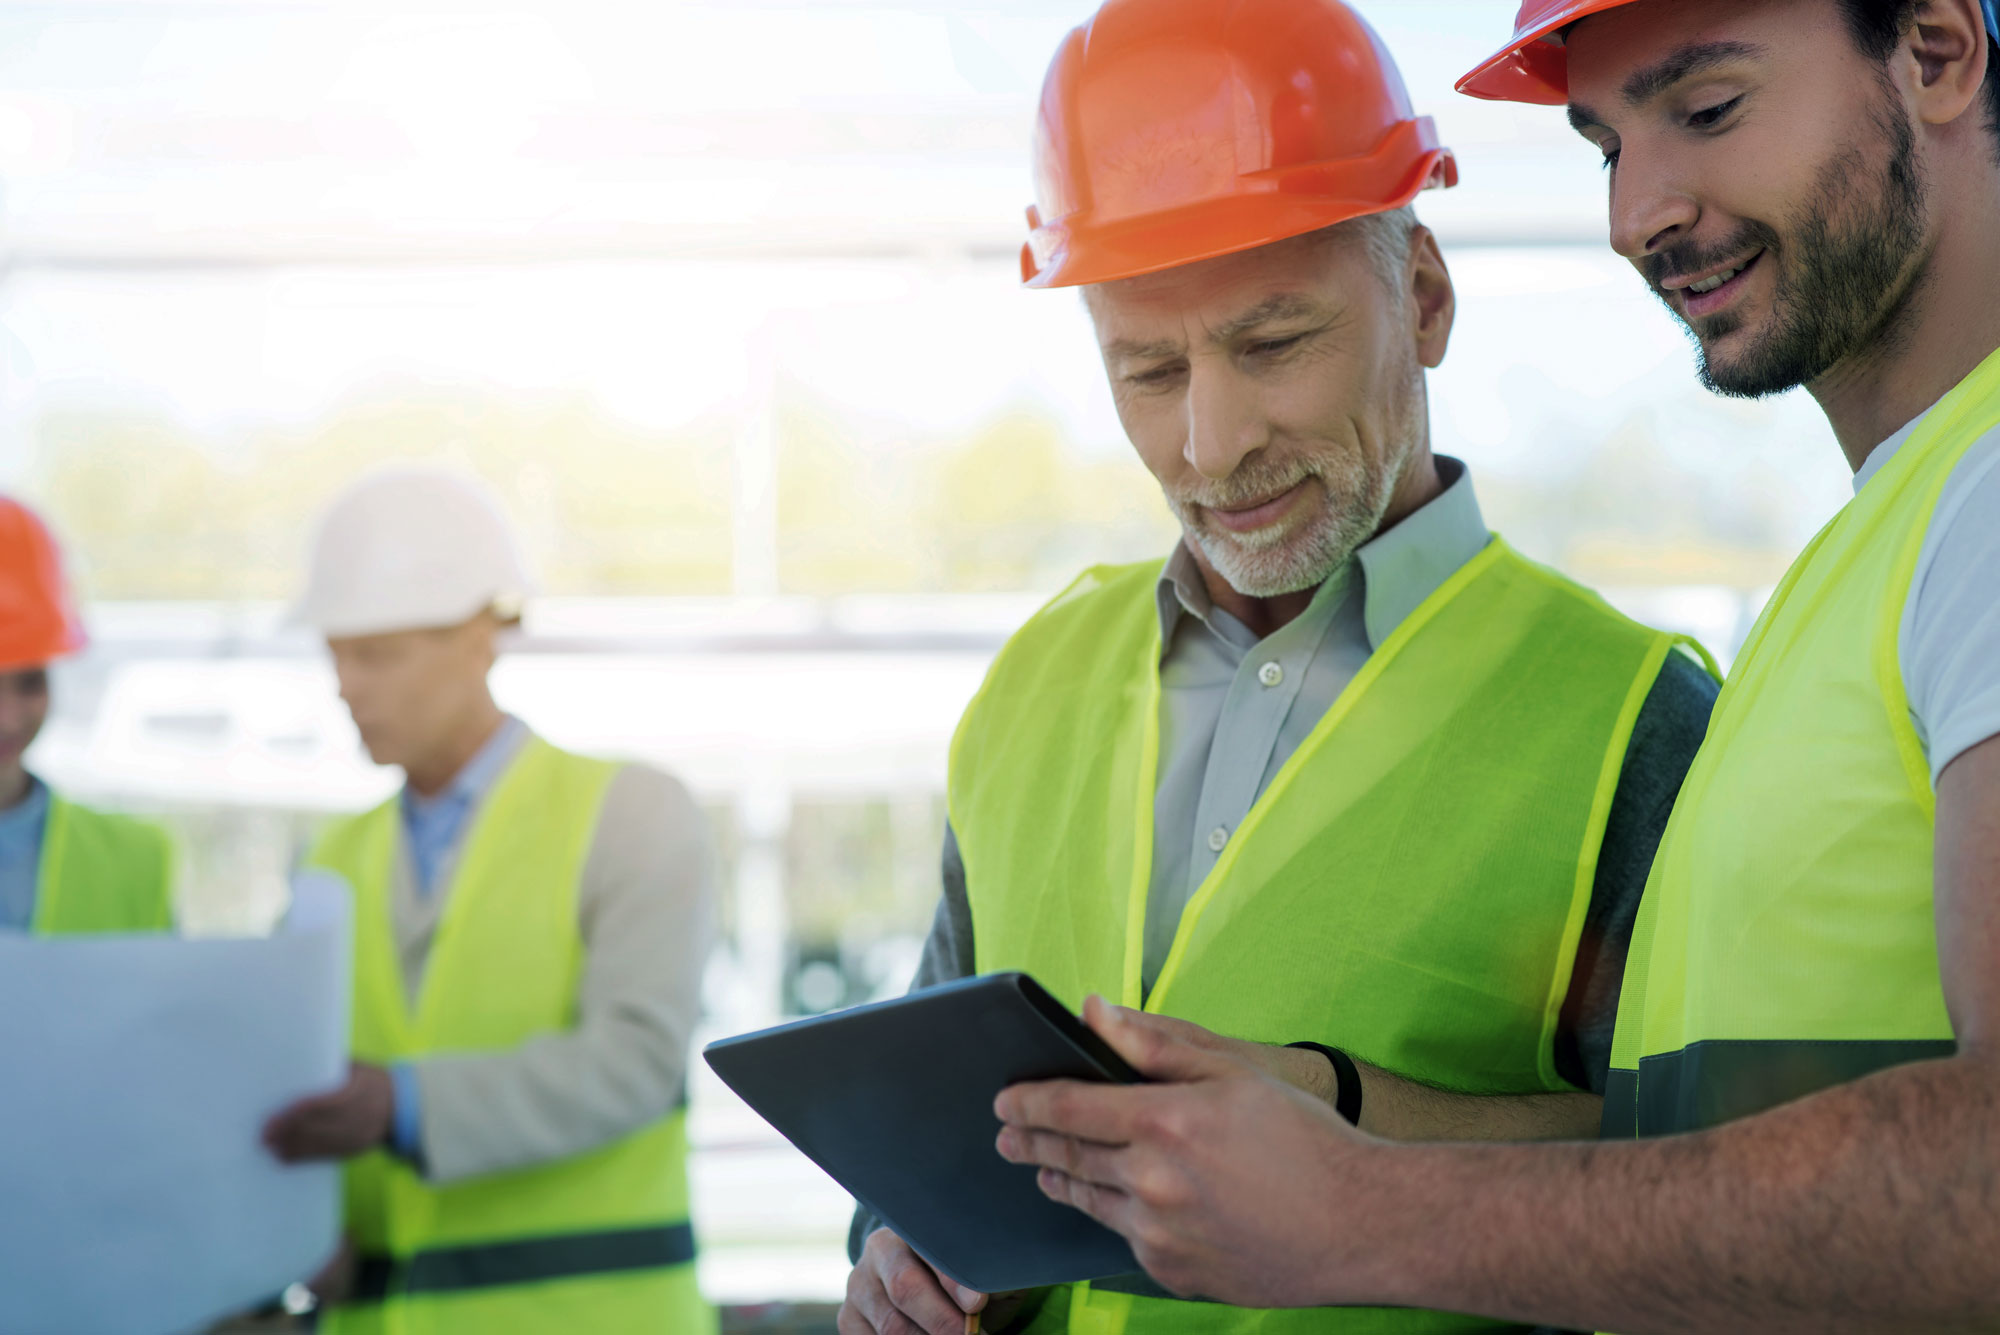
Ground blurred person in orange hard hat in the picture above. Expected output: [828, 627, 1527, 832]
[840, 3, 1724, 1334]
[0, 496, 173, 936]
[260, 466, 716, 1335]
[988, 0, 2000, 1330]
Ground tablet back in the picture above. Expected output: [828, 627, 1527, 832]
[703, 972, 1142, 1292]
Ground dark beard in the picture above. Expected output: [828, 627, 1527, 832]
[1644, 94, 1929, 400]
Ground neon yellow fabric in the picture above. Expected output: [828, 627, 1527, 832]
[310, 738, 711, 1335]
[952, 540, 1687, 1335]
[1603, 352, 2000, 1130]
[33, 795, 174, 935]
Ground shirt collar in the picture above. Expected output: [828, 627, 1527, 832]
[0, 775, 50, 838]
[1156, 455, 1490, 652]
[1852, 402, 1939, 495]
[403, 715, 529, 815]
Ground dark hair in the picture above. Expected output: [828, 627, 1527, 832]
[1836, 0, 2000, 147]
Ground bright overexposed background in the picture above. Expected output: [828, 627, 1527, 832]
[0, 0, 1853, 1312]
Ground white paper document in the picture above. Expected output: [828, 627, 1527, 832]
[0, 872, 353, 1335]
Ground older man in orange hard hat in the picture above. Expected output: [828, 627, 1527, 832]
[991, 0, 2000, 1330]
[0, 497, 173, 935]
[839, 3, 1722, 1335]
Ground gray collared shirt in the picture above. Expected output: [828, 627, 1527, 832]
[1143, 456, 1489, 991]
[364, 730, 717, 1184]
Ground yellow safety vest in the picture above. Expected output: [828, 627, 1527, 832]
[952, 541, 1699, 1335]
[32, 794, 175, 935]
[309, 738, 713, 1335]
[1599, 352, 2000, 1142]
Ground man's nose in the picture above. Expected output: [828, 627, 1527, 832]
[1607, 149, 1701, 263]
[1183, 361, 1270, 482]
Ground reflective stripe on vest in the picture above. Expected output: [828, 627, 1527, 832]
[33, 795, 174, 935]
[952, 540, 1696, 1335]
[308, 738, 710, 1335]
[1601, 348, 2000, 1141]
[350, 1223, 698, 1302]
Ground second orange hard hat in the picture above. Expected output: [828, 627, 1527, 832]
[1459, 0, 2000, 104]
[1021, 0, 1458, 289]
[0, 497, 86, 673]
[1456, 0, 1623, 105]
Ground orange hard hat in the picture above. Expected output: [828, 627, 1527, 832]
[1021, 0, 1458, 289]
[0, 497, 86, 672]
[1456, 1, 1618, 105]
[1459, 0, 2000, 104]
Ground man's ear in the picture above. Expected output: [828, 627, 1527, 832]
[1907, 0, 1989, 128]
[1408, 225, 1455, 371]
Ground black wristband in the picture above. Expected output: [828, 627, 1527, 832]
[1286, 1041, 1362, 1126]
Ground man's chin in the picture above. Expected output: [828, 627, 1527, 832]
[355, 737, 397, 769]
[1200, 542, 1336, 600]
[1697, 339, 1814, 400]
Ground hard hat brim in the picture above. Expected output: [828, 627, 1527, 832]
[1024, 128, 1455, 290]
[285, 590, 530, 640]
[1455, 1, 1625, 105]
[0, 626, 82, 675]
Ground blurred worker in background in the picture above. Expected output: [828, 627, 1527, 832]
[843, 3, 1719, 1334]
[988, 0, 2000, 1328]
[0, 496, 173, 935]
[261, 466, 716, 1334]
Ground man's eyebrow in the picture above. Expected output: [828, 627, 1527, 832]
[1102, 294, 1324, 362]
[1620, 39, 1765, 105]
[1212, 294, 1323, 342]
[1567, 101, 1607, 136]
[1104, 334, 1184, 362]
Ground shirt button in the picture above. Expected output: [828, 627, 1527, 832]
[1258, 661, 1284, 688]
[1207, 826, 1229, 853]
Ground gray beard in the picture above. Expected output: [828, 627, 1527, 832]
[1174, 464, 1397, 599]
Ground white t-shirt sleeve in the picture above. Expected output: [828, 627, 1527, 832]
[1902, 427, 2000, 784]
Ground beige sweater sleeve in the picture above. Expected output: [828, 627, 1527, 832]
[410, 764, 717, 1184]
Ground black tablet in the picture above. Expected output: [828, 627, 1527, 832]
[703, 972, 1142, 1292]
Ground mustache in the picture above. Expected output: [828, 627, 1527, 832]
[1641, 220, 1780, 296]
[1170, 457, 1323, 513]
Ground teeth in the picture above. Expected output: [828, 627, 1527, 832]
[1689, 265, 1742, 295]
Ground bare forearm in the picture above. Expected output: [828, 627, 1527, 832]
[1350, 1055, 2000, 1333]
[1352, 1058, 1601, 1143]
[1267, 1046, 1601, 1142]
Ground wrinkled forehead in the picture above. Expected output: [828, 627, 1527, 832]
[1085, 228, 1375, 335]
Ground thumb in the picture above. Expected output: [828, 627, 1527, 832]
[1081, 995, 1246, 1084]
[924, 1263, 986, 1313]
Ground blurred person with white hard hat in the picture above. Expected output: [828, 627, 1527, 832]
[0, 495, 174, 935]
[262, 465, 716, 1335]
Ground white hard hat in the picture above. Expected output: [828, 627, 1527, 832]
[290, 466, 536, 638]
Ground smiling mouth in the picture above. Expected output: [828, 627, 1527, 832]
[1668, 249, 1765, 317]
[1205, 480, 1311, 534]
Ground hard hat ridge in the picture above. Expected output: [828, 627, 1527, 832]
[1022, 0, 1457, 289]
[290, 465, 536, 639]
[0, 497, 87, 672]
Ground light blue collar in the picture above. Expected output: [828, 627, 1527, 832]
[0, 774, 50, 837]
[401, 715, 529, 817]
